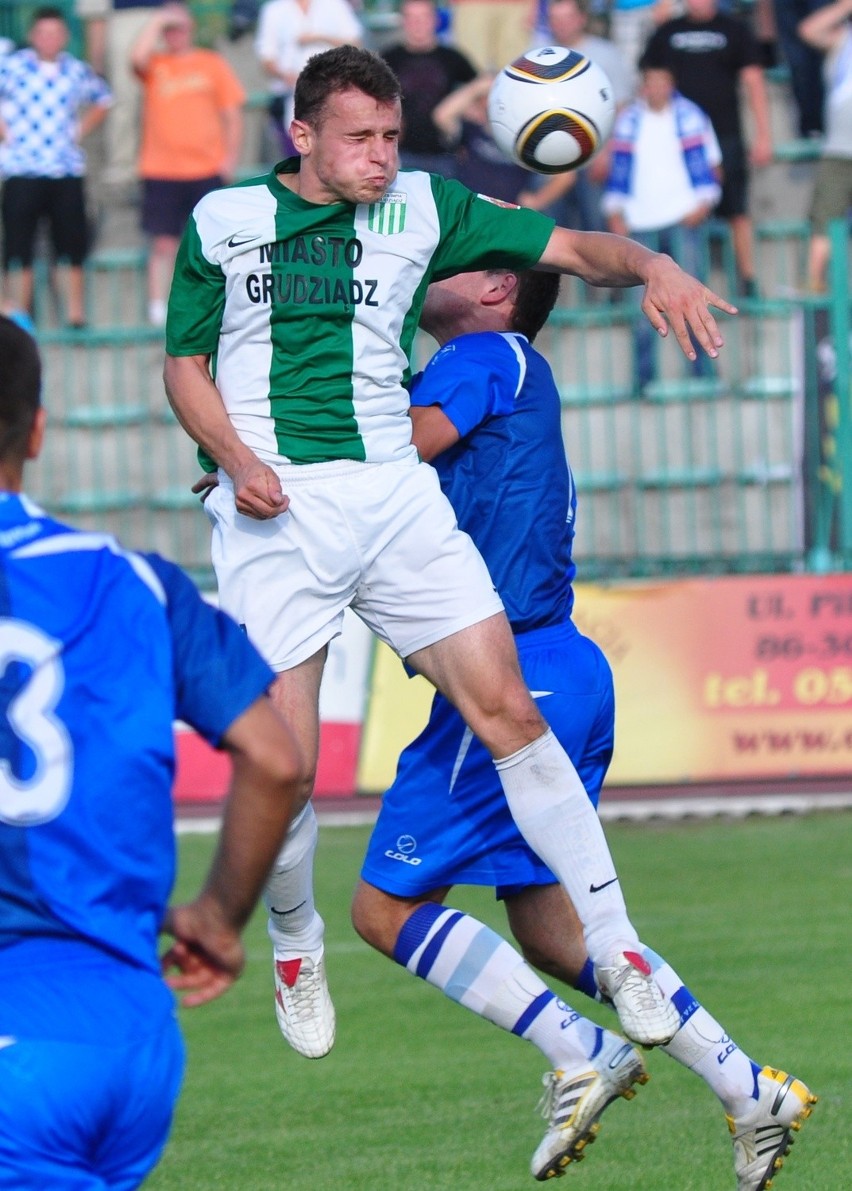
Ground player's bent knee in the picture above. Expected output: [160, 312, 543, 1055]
[465, 684, 547, 754]
[350, 881, 391, 952]
[351, 881, 429, 958]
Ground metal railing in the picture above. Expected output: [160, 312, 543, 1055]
[24, 218, 852, 587]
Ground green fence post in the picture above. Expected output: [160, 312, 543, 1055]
[828, 217, 852, 567]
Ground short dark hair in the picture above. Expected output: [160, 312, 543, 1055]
[294, 46, 401, 127]
[549, 0, 589, 16]
[509, 271, 561, 342]
[637, 48, 669, 73]
[30, 6, 67, 25]
[0, 316, 41, 464]
[638, 59, 675, 80]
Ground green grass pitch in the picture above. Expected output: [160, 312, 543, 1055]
[147, 812, 849, 1191]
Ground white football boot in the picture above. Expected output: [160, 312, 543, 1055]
[531, 1031, 648, 1181]
[727, 1067, 817, 1191]
[594, 949, 680, 1047]
[273, 948, 335, 1059]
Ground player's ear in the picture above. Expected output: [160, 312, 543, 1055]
[26, 406, 47, 462]
[483, 270, 518, 305]
[289, 119, 312, 154]
[501, 272, 519, 301]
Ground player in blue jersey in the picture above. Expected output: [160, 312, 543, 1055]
[0, 314, 305, 1190]
[351, 270, 817, 1187]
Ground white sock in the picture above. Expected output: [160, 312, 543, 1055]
[641, 947, 760, 1118]
[394, 903, 598, 1068]
[264, 803, 324, 955]
[494, 730, 639, 963]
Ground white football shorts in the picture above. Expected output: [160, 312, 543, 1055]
[204, 458, 505, 670]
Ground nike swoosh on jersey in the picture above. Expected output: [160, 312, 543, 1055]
[589, 877, 619, 893]
[227, 235, 255, 247]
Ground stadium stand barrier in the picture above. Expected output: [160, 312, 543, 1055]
[22, 217, 851, 585]
[3, 0, 848, 580]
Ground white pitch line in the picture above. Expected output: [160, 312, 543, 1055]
[175, 792, 852, 835]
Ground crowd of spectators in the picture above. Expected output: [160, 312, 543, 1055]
[0, 0, 848, 333]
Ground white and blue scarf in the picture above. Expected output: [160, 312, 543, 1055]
[605, 92, 720, 207]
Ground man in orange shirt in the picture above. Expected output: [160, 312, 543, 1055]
[131, 3, 245, 325]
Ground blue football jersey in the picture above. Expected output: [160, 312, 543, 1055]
[0, 492, 275, 974]
[410, 331, 576, 631]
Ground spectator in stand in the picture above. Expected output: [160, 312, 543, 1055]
[382, 0, 476, 177]
[534, 0, 634, 102]
[642, 0, 773, 297]
[431, 73, 528, 199]
[448, 0, 534, 71]
[255, 0, 363, 157]
[74, 0, 159, 192]
[602, 60, 722, 392]
[0, 7, 111, 329]
[608, 0, 676, 93]
[774, 0, 831, 137]
[799, 0, 852, 290]
[519, 0, 633, 233]
[132, 4, 245, 327]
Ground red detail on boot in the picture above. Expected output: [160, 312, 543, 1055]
[276, 958, 303, 987]
[623, 951, 651, 976]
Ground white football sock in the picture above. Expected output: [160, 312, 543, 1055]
[494, 730, 639, 963]
[394, 903, 598, 1069]
[641, 947, 760, 1117]
[264, 803, 324, 954]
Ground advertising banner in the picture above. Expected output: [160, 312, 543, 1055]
[175, 611, 374, 802]
[358, 573, 852, 791]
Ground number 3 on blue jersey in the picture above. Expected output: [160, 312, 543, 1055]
[0, 618, 72, 826]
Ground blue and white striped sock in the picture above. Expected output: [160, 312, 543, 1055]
[394, 903, 599, 1067]
[641, 946, 761, 1117]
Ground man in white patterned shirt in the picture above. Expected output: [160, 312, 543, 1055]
[0, 7, 112, 327]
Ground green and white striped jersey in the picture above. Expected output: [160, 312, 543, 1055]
[166, 159, 554, 466]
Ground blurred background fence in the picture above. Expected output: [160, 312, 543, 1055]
[25, 217, 852, 587]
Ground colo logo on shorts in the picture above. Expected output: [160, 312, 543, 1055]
[385, 833, 421, 865]
[368, 192, 406, 235]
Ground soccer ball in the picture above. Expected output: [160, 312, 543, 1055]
[488, 46, 616, 174]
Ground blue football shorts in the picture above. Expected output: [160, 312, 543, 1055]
[361, 619, 614, 898]
[0, 939, 184, 1190]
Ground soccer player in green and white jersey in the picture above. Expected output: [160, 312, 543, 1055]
[164, 45, 736, 1063]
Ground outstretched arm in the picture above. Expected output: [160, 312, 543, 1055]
[161, 695, 304, 1007]
[537, 225, 738, 363]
